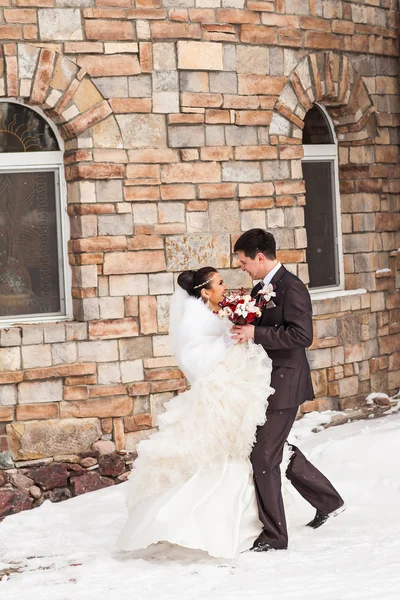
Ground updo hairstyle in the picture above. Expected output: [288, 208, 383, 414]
[177, 267, 217, 299]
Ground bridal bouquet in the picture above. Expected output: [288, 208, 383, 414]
[218, 284, 276, 325]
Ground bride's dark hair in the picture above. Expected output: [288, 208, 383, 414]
[178, 267, 217, 299]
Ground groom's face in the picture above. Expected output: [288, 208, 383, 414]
[237, 251, 266, 281]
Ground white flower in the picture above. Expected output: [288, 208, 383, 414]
[218, 306, 233, 318]
[257, 283, 276, 302]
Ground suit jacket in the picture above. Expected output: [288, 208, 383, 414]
[252, 265, 314, 410]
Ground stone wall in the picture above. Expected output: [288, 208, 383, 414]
[0, 0, 399, 516]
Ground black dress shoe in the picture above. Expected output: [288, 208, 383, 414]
[306, 504, 346, 529]
[251, 541, 275, 552]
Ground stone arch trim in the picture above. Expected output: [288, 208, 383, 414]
[270, 51, 378, 144]
[0, 43, 119, 143]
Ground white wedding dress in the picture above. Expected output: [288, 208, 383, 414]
[116, 288, 274, 559]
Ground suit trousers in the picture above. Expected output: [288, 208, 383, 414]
[250, 407, 344, 549]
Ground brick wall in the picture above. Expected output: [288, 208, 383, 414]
[0, 0, 399, 515]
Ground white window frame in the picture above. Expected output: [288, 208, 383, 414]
[0, 100, 71, 327]
[302, 104, 344, 296]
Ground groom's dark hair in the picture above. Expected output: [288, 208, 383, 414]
[234, 229, 276, 260]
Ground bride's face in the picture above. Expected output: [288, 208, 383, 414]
[202, 272, 227, 307]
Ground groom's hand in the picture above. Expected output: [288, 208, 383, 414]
[231, 324, 255, 344]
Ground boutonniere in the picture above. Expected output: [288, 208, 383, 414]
[257, 283, 277, 309]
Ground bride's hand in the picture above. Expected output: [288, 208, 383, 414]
[231, 324, 255, 344]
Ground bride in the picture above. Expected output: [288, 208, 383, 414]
[116, 267, 274, 559]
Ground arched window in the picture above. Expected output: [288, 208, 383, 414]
[302, 104, 343, 291]
[0, 101, 70, 325]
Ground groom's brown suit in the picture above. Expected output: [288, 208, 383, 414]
[251, 265, 343, 549]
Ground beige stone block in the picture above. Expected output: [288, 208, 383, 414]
[132, 203, 158, 226]
[267, 208, 285, 229]
[72, 265, 98, 289]
[370, 292, 385, 312]
[153, 335, 172, 358]
[119, 337, 153, 361]
[62, 105, 80, 121]
[104, 251, 166, 275]
[153, 91, 179, 114]
[43, 324, 66, 344]
[165, 234, 230, 271]
[128, 74, 152, 98]
[7, 418, 101, 461]
[77, 340, 119, 363]
[159, 202, 185, 224]
[75, 298, 100, 321]
[187, 211, 210, 233]
[338, 376, 359, 398]
[65, 323, 88, 342]
[262, 160, 290, 181]
[241, 210, 266, 231]
[21, 345, 52, 369]
[72, 78, 103, 113]
[98, 213, 133, 236]
[18, 379, 63, 405]
[116, 114, 167, 148]
[209, 200, 239, 233]
[307, 348, 332, 369]
[136, 20, 151, 40]
[225, 126, 257, 147]
[1, 327, 21, 347]
[168, 125, 205, 148]
[161, 162, 221, 184]
[210, 72, 237, 93]
[149, 273, 174, 295]
[222, 161, 261, 182]
[18, 43, 40, 79]
[50, 55, 78, 91]
[0, 384, 17, 406]
[94, 76, 128, 99]
[104, 42, 139, 54]
[153, 43, 177, 71]
[156, 296, 170, 333]
[98, 362, 122, 385]
[92, 115, 123, 150]
[177, 41, 223, 71]
[294, 228, 307, 249]
[109, 274, 148, 296]
[99, 297, 125, 320]
[237, 45, 269, 75]
[0, 347, 21, 371]
[269, 112, 291, 136]
[180, 71, 209, 93]
[120, 360, 144, 384]
[51, 342, 78, 365]
[153, 70, 179, 92]
[38, 9, 83, 41]
[95, 180, 123, 204]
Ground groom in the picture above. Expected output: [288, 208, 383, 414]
[232, 228, 344, 552]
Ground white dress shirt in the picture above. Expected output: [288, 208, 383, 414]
[263, 262, 282, 286]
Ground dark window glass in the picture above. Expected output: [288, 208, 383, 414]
[302, 161, 339, 289]
[303, 105, 334, 145]
[0, 103, 59, 152]
[0, 171, 61, 316]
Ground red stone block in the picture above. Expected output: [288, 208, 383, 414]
[89, 318, 139, 340]
[85, 19, 134, 40]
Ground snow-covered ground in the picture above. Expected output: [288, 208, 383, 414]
[1, 410, 400, 600]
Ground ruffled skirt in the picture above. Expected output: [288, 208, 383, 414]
[116, 341, 274, 558]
